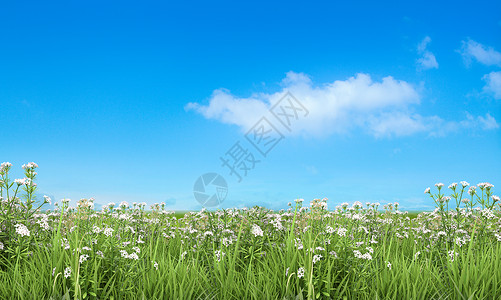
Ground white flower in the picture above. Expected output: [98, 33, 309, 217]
[325, 225, 335, 234]
[43, 195, 52, 205]
[386, 261, 391, 270]
[132, 246, 140, 253]
[153, 261, 159, 270]
[79, 254, 89, 263]
[352, 201, 363, 209]
[414, 251, 421, 260]
[294, 238, 303, 250]
[468, 186, 477, 196]
[295, 198, 304, 203]
[492, 195, 500, 202]
[214, 250, 225, 262]
[103, 227, 114, 237]
[337, 227, 347, 237]
[460, 181, 469, 188]
[14, 178, 26, 186]
[448, 183, 458, 189]
[297, 267, 305, 279]
[435, 183, 444, 189]
[313, 254, 322, 264]
[329, 251, 338, 258]
[0, 162, 12, 173]
[14, 224, 30, 237]
[448, 250, 458, 262]
[92, 226, 102, 234]
[251, 224, 263, 237]
[64, 267, 71, 278]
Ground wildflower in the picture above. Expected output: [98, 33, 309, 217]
[414, 251, 421, 260]
[337, 227, 347, 237]
[329, 251, 338, 258]
[153, 261, 159, 270]
[103, 227, 114, 237]
[43, 195, 52, 205]
[92, 226, 102, 234]
[22, 162, 38, 169]
[61, 238, 70, 250]
[79, 254, 89, 263]
[251, 224, 263, 237]
[180, 251, 188, 260]
[214, 250, 225, 262]
[325, 225, 335, 234]
[313, 254, 322, 264]
[52, 267, 56, 276]
[448, 250, 458, 262]
[96, 251, 104, 258]
[492, 195, 500, 203]
[468, 186, 476, 196]
[14, 178, 26, 186]
[14, 224, 30, 237]
[460, 181, 469, 188]
[64, 267, 71, 278]
[128, 252, 139, 260]
[0, 162, 12, 173]
[297, 267, 305, 278]
[385, 261, 392, 270]
[294, 238, 303, 250]
[295, 198, 304, 204]
[132, 246, 140, 253]
[448, 183, 457, 190]
[461, 198, 470, 204]
[137, 235, 145, 244]
[0, 242, 3, 250]
[435, 183, 444, 189]
[285, 267, 289, 276]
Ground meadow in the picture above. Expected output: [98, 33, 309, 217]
[1, 162, 500, 299]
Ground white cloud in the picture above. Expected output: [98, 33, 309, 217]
[477, 113, 499, 130]
[460, 39, 501, 67]
[417, 36, 439, 70]
[186, 71, 498, 138]
[483, 71, 501, 99]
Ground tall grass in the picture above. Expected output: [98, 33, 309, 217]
[1, 163, 500, 299]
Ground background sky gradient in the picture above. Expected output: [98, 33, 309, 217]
[1, 0, 500, 211]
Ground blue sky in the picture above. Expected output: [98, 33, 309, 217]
[1, 0, 500, 211]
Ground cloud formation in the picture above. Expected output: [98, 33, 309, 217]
[460, 39, 501, 67]
[417, 36, 439, 70]
[186, 72, 498, 138]
[483, 71, 501, 100]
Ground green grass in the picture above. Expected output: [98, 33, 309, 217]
[1, 202, 500, 299]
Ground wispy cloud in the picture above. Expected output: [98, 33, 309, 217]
[460, 39, 501, 67]
[186, 72, 498, 138]
[483, 71, 501, 99]
[416, 36, 439, 70]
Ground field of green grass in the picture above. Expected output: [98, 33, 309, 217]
[1, 163, 500, 299]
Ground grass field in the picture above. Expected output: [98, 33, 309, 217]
[1, 163, 500, 299]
